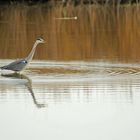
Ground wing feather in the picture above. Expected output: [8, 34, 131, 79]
[1, 59, 27, 71]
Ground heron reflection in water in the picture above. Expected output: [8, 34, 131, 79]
[1, 73, 46, 108]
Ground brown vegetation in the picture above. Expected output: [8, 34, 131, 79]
[0, 3, 139, 62]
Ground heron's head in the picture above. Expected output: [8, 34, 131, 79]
[36, 37, 45, 44]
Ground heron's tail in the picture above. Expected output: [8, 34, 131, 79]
[0, 66, 7, 70]
[0, 65, 8, 70]
[0, 66, 2, 69]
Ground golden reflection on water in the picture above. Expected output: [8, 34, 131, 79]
[1, 60, 140, 107]
[0, 71, 137, 106]
[0, 4, 139, 62]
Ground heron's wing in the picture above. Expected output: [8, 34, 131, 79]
[1, 59, 27, 71]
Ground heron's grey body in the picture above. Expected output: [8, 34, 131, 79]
[1, 59, 27, 71]
[0, 37, 45, 72]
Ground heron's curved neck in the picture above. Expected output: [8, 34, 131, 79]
[25, 41, 39, 62]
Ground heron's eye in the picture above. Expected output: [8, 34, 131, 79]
[37, 38, 42, 41]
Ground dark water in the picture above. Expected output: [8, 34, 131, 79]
[0, 4, 140, 140]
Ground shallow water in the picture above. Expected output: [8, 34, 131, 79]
[1, 60, 140, 140]
[0, 3, 140, 140]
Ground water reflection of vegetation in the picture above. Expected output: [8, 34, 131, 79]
[1, 73, 46, 108]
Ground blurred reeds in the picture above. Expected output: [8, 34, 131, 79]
[0, 3, 139, 62]
[0, 0, 139, 7]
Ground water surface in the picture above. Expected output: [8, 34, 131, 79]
[1, 60, 140, 140]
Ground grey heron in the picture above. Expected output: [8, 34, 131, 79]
[0, 37, 45, 72]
